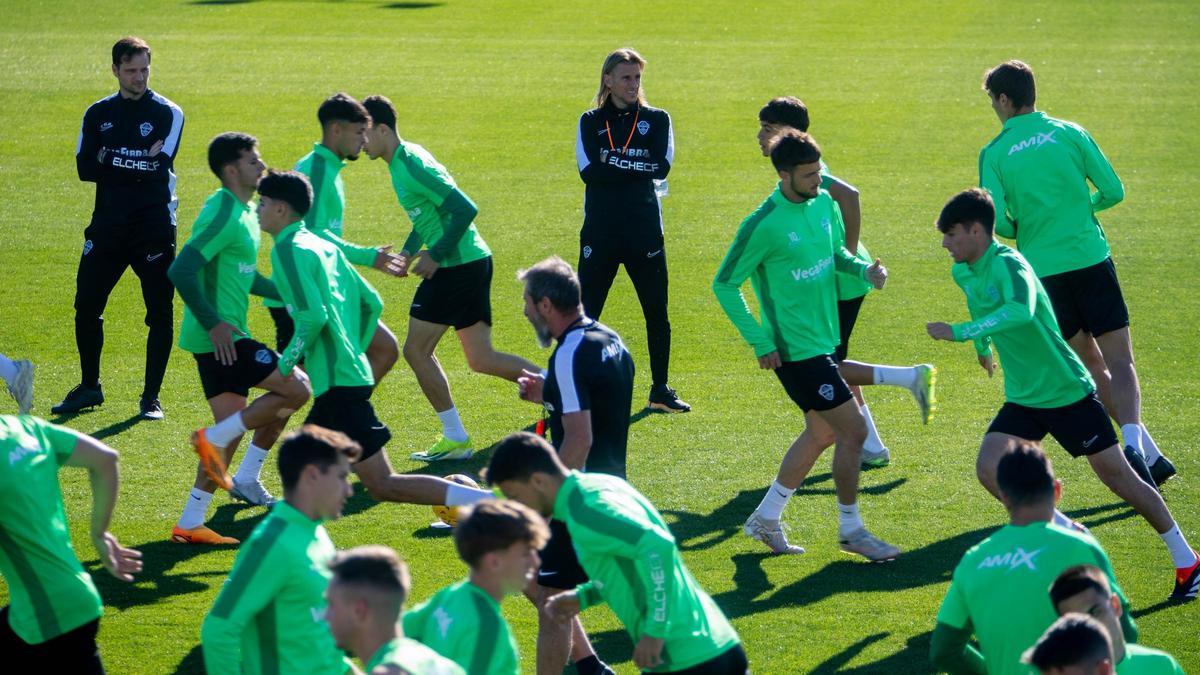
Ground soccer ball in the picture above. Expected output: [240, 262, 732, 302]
[431, 474, 480, 527]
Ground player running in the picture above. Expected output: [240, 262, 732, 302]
[757, 96, 932, 467]
[361, 94, 540, 462]
[265, 93, 402, 383]
[930, 445, 1136, 675]
[326, 547, 464, 675]
[714, 130, 913, 560]
[171, 133, 311, 545]
[0, 353, 34, 414]
[0, 416, 142, 673]
[979, 60, 1175, 486]
[404, 500, 549, 674]
[201, 426, 359, 674]
[487, 432, 749, 674]
[927, 188, 1198, 600]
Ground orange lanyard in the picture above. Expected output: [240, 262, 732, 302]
[604, 107, 640, 153]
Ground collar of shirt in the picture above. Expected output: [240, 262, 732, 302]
[602, 98, 640, 119]
[274, 220, 306, 242]
[313, 142, 346, 171]
[217, 187, 252, 211]
[555, 315, 592, 342]
[272, 499, 324, 531]
[768, 182, 822, 210]
[967, 240, 1001, 273]
[551, 471, 583, 522]
[1002, 110, 1048, 132]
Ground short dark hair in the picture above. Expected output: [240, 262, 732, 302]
[484, 432, 566, 486]
[984, 60, 1037, 109]
[329, 545, 410, 620]
[769, 129, 822, 172]
[455, 499, 550, 568]
[517, 256, 581, 313]
[362, 95, 397, 131]
[996, 443, 1055, 508]
[112, 37, 151, 66]
[257, 169, 313, 218]
[759, 96, 810, 132]
[1050, 565, 1112, 613]
[207, 132, 257, 179]
[1022, 614, 1112, 671]
[318, 93, 370, 128]
[277, 425, 361, 493]
[937, 188, 995, 235]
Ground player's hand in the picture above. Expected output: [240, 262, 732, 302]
[148, 139, 164, 157]
[978, 352, 995, 378]
[758, 351, 782, 370]
[209, 322, 246, 366]
[94, 531, 142, 582]
[374, 245, 406, 277]
[925, 322, 954, 341]
[866, 258, 888, 289]
[393, 251, 412, 278]
[518, 369, 545, 403]
[633, 636, 666, 670]
[410, 251, 439, 280]
[543, 590, 581, 623]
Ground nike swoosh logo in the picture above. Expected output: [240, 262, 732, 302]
[537, 571, 554, 577]
[191, 495, 202, 501]
[646, 249, 663, 258]
[146, 253, 164, 262]
[1082, 435, 1099, 448]
[371, 424, 387, 431]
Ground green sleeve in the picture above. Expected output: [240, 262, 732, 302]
[32, 418, 84, 466]
[971, 336, 993, 358]
[629, 528, 678, 639]
[712, 218, 775, 357]
[168, 246, 221, 331]
[355, 271, 383, 352]
[1075, 127, 1124, 213]
[201, 544, 286, 674]
[575, 580, 605, 611]
[313, 228, 378, 268]
[950, 256, 1035, 342]
[929, 621, 986, 674]
[427, 188, 478, 263]
[401, 601, 426, 639]
[979, 149, 1016, 239]
[401, 229, 423, 255]
[273, 247, 329, 376]
[250, 272, 280, 301]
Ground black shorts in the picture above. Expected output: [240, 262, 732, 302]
[775, 354, 854, 412]
[835, 295, 866, 362]
[1039, 258, 1130, 340]
[987, 392, 1117, 457]
[267, 306, 295, 356]
[304, 386, 391, 462]
[193, 339, 279, 400]
[537, 519, 588, 590]
[409, 256, 493, 330]
[0, 608, 104, 674]
[652, 643, 749, 675]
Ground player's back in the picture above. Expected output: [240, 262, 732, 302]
[403, 579, 519, 675]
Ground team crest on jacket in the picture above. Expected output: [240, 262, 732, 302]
[637, 120, 650, 135]
[139, 122, 153, 137]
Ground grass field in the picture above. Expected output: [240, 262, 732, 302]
[1, 0, 1198, 672]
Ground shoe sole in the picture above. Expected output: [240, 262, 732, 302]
[839, 543, 901, 563]
[647, 401, 691, 414]
[410, 449, 474, 462]
[170, 532, 238, 545]
[192, 430, 233, 491]
[51, 399, 103, 415]
[229, 487, 275, 507]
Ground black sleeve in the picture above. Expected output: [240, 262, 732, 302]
[648, 109, 673, 180]
[96, 100, 184, 184]
[75, 104, 102, 183]
[576, 112, 653, 185]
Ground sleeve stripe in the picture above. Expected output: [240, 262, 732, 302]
[575, 115, 591, 171]
[469, 592, 500, 674]
[274, 236, 310, 311]
[664, 112, 675, 165]
[153, 93, 185, 158]
[554, 329, 585, 413]
[566, 484, 646, 546]
[304, 157, 326, 231]
[188, 192, 236, 257]
[715, 200, 775, 284]
[399, 147, 455, 202]
[210, 517, 288, 619]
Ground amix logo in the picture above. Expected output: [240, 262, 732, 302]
[1008, 130, 1057, 156]
[976, 546, 1043, 572]
[8, 443, 39, 466]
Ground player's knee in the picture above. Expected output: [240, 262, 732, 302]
[401, 340, 428, 365]
[372, 334, 400, 366]
[359, 472, 389, 502]
[464, 348, 494, 374]
[815, 428, 837, 448]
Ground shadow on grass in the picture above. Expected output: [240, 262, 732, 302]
[381, 1, 444, 7]
[587, 627, 635, 668]
[810, 630, 934, 674]
[172, 645, 204, 674]
[1061, 501, 1138, 530]
[47, 411, 145, 440]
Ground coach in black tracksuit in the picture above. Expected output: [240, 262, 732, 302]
[575, 48, 689, 414]
[55, 37, 184, 419]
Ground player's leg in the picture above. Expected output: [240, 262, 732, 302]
[452, 257, 539, 381]
[976, 431, 1026, 501]
[528, 520, 613, 675]
[129, 234, 175, 419]
[404, 316, 475, 461]
[835, 295, 888, 465]
[353, 450, 491, 505]
[0, 606, 105, 674]
[839, 359, 936, 425]
[457, 321, 540, 381]
[0, 352, 34, 415]
[174, 391, 246, 545]
[55, 232, 125, 413]
[626, 236, 689, 413]
[366, 320, 399, 385]
[745, 411, 834, 555]
[577, 231, 620, 321]
[1067, 332, 1115, 416]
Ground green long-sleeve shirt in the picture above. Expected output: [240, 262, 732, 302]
[949, 242, 1093, 408]
[269, 221, 380, 396]
[979, 111, 1124, 277]
[403, 579, 515, 675]
[201, 501, 349, 675]
[713, 185, 870, 360]
[556, 472, 740, 673]
[387, 141, 491, 266]
[365, 636, 464, 674]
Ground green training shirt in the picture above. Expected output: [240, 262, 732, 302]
[949, 241, 1094, 408]
[1118, 644, 1185, 674]
[365, 636, 465, 674]
[936, 521, 1136, 675]
[979, 111, 1124, 277]
[0, 416, 102, 644]
[821, 165, 873, 301]
[177, 188, 262, 354]
[201, 501, 348, 675]
[403, 579, 518, 675]
[270, 221, 381, 397]
[388, 141, 490, 267]
[555, 472, 740, 673]
[713, 184, 870, 361]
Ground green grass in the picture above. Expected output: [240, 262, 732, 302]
[1, 1, 1198, 672]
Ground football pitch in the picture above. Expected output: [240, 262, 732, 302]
[1, 0, 1198, 672]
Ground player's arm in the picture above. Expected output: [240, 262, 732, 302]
[96, 105, 185, 183]
[647, 110, 674, 180]
[400, 228, 423, 256]
[201, 546, 286, 673]
[312, 227, 385, 268]
[1076, 127, 1124, 213]
[948, 257, 1036, 341]
[394, 157, 478, 264]
[824, 173, 862, 252]
[979, 150, 1016, 239]
[555, 341, 596, 470]
[575, 113, 649, 184]
[558, 412, 593, 470]
[712, 218, 775, 358]
[274, 248, 329, 376]
[75, 105, 102, 183]
[250, 272, 281, 301]
[929, 621, 986, 674]
[829, 202, 873, 281]
[168, 246, 222, 331]
[354, 270, 384, 352]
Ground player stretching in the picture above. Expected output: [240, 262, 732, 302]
[172, 133, 311, 545]
[404, 500, 549, 674]
[265, 93, 402, 383]
[714, 130, 908, 560]
[928, 188, 1198, 600]
[979, 60, 1175, 486]
[361, 95, 540, 462]
[757, 96, 933, 467]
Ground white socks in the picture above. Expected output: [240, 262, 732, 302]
[1160, 524, 1197, 569]
[872, 366, 918, 389]
[755, 481, 795, 522]
[207, 411, 247, 448]
[234, 443, 269, 484]
[1121, 423, 1143, 456]
[861, 404, 886, 454]
[1140, 424, 1163, 464]
[445, 482, 493, 506]
[838, 502, 864, 535]
[0, 353, 16, 383]
[178, 488, 214, 529]
[437, 407, 469, 443]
